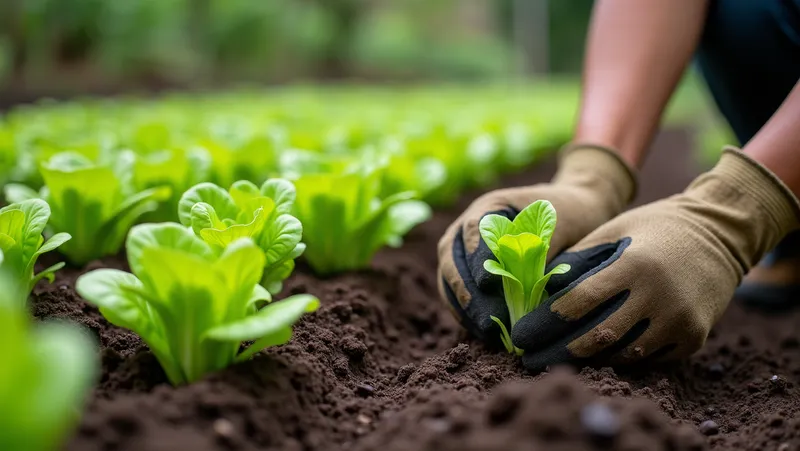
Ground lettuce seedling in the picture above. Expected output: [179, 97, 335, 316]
[3, 152, 170, 265]
[76, 223, 319, 385]
[0, 200, 70, 305]
[124, 147, 212, 222]
[292, 165, 431, 274]
[178, 179, 304, 294]
[0, 268, 97, 451]
[479, 200, 570, 355]
[200, 135, 277, 187]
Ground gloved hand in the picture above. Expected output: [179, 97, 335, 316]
[513, 148, 800, 370]
[437, 144, 637, 345]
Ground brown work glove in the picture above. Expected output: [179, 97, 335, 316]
[437, 144, 636, 345]
[513, 147, 800, 371]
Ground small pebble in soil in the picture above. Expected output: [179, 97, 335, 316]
[357, 414, 372, 425]
[355, 383, 375, 397]
[698, 420, 719, 436]
[777, 443, 790, 451]
[769, 375, 790, 393]
[580, 402, 620, 440]
[707, 362, 725, 380]
[213, 418, 235, 438]
[422, 418, 452, 433]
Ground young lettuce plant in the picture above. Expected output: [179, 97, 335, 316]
[0, 267, 97, 451]
[478, 200, 570, 355]
[3, 152, 170, 265]
[0, 200, 70, 305]
[124, 147, 212, 223]
[292, 164, 432, 275]
[178, 178, 304, 294]
[76, 223, 319, 385]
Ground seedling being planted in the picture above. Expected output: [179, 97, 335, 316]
[479, 200, 570, 355]
[178, 178, 304, 294]
[76, 223, 319, 385]
[0, 266, 97, 451]
[4, 152, 170, 265]
[292, 164, 431, 275]
[0, 200, 70, 305]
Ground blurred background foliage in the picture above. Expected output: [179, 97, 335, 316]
[0, 0, 598, 87]
[0, 0, 731, 164]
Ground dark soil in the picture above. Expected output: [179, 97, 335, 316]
[31, 130, 800, 451]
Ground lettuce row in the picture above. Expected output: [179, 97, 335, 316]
[76, 223, 319, 385]
[178, 179, 304, 294]
[292, 164, 431, 275]
[479, 200, 570, 355]
[0, 268, 97, 451]
[0, 200, 70, 305]
[4, 152, 170, 265]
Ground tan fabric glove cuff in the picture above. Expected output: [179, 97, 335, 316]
[686, 146, 800, 271]
[552, 143, 638, 217]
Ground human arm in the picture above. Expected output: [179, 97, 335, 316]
[575, 0, 710, 167]
[512, 81, 800, 370]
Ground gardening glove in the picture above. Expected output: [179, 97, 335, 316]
[438, 144, 637, 343]
[513, 147, 800, 371]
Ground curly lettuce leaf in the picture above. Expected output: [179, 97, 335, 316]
[75, 223, 318, 385]
[178, 179, 304, 294]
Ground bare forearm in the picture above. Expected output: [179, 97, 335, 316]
[745, 81, 800, 197]
[575, 0, 710, 168]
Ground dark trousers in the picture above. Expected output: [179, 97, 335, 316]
[696, 0, 800, 259]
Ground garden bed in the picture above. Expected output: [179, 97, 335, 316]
[33, 130, 799, 451]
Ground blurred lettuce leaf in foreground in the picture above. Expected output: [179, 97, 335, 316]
[0, 264, 97, 451]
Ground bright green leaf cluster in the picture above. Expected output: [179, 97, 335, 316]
[479, 200, 570, 355]
[124, 147, 212, 223]
[292, 165, 431, 275]
[0, 200, 70, 305]
[0, 269, 97, 451]
[178, 179, 305, 294]
[76, 223, 319, 385]
[4, 152, 171, 265]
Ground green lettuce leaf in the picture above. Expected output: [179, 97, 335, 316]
[18, 152, 171, 265]
[292, 165, 432, 275]
[0, 199, 70, 305]
[76, 223, 319, 385]
[0, 269, 97, 451]
[479, 200, 570, 355]
[178, 178, 305, 294]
